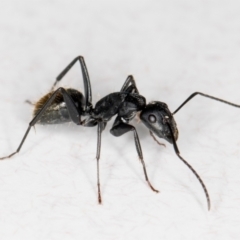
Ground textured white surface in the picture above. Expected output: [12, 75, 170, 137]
[0, 0, 240, 239]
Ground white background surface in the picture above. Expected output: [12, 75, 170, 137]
[0, 0, 240, 239]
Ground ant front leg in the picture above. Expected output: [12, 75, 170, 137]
[0, 87, 82, 160]
[110, 116, 159, 193]
[121, 76, 165, 147]
[149, 131, 166, 147]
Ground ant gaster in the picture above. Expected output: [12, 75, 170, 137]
[1, 56, 240, 210]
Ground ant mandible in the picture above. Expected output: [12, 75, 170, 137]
[1, 56, 239, 210]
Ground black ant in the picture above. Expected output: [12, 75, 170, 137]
[1, 56, 239, 210]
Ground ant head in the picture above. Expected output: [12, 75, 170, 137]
[140, 101, 178, 144]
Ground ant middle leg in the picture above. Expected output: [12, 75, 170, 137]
[120, 75, 139, 94]
[121, 76, 166, 147]
[95, 122, 106, 204]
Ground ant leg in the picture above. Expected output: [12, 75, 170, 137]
[110, 116, 159, 193]
[149, 131, 166, 147]
[52, 56, 92, 110]
[0, 87, 82, 160]
[173, 92, 240, 115]
[121, 76, 163, 147]
[166, 122, 211, 211]
[25, 100, 34, 105]
[120, 75, 139, 94]
[96, 122, 105, 204]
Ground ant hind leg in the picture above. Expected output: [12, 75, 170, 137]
[0, 87, 82, 160]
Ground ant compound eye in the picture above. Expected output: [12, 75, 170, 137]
[148, 114, 156, 123]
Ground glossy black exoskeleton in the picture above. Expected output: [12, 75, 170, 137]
[1, 56, 240, 210]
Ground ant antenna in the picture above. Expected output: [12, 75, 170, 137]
[172, 92, 240, 115]
[166, 122, 211, 211]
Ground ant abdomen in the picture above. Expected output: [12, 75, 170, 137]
[33, 88, 85, 125]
